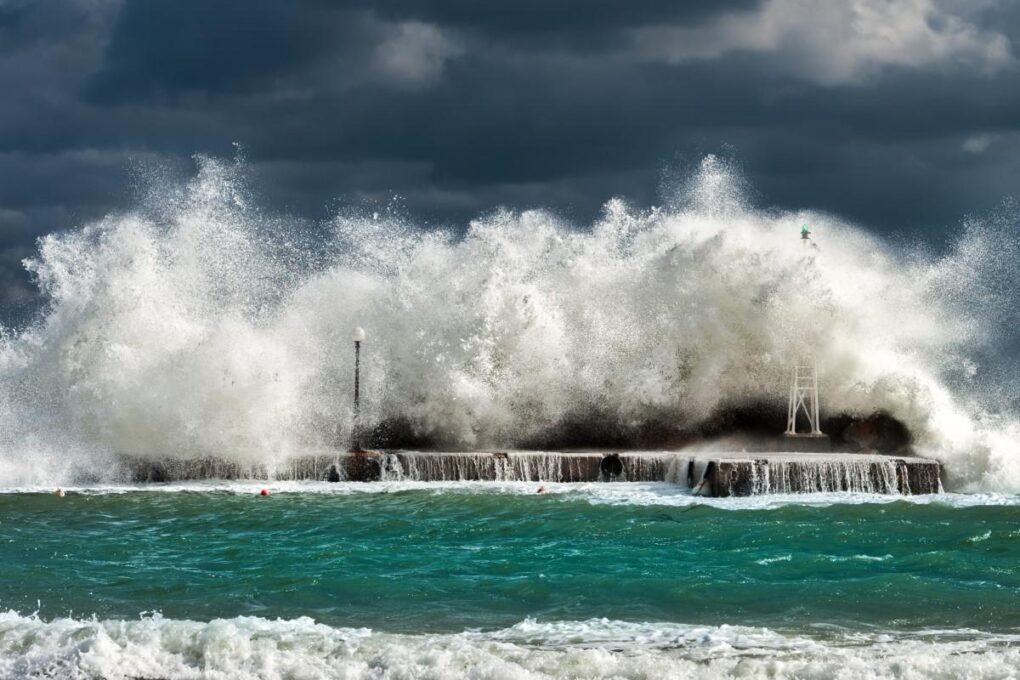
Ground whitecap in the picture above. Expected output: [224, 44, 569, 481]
[1, 611, 1019, 680]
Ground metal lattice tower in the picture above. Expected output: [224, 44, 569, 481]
[786, 360, 822, 436]
[783, 224, 824, 437]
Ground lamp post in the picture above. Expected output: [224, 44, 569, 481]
[351, 326, 366, 452]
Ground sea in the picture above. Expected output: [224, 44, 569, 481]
[0, 482, 1017, 678]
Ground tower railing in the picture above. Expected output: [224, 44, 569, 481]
[785, 361, 822, 436]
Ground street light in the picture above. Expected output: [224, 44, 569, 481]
[351, 326, 366, 452]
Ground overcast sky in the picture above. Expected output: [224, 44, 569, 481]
[2, 0, 1020, 318]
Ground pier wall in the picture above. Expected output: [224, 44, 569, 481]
[126, 451, 942, 496]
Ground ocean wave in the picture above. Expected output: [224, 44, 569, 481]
[1, 611, 1018, 680]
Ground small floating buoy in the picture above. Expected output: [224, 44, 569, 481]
[54, 488, 65, 497]
[260, 489, 270, 496]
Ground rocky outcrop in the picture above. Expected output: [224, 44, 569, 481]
[825, 411, 913, 455]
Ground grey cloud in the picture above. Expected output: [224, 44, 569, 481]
[372, 21, 463, 88]
[630, 0, 1013, 86]
[2, 0, 1020, 325]
[355, 0, 763, 42]
[85, 0, 346, 101]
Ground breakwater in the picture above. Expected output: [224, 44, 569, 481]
[126, 451, 942, 496]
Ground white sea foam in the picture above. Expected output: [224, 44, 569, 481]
[1, 611, 1018, 680]
[823, 553, 895, 562]
[968, 530, 993, 543]
[1, 154, 1020, 490]
[3, 480, 1019, 509]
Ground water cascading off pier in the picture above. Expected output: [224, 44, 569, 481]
[127, 451, 942, 496]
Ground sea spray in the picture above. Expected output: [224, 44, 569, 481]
[0, 154, 1018, 489]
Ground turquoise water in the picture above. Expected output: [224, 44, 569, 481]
[1, 482, 1019, 678]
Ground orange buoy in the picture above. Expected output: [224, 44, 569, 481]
[260, 489, 270, 496]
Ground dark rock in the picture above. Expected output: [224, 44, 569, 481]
[131, 462, 169, 483]
[343, 451, 382, 482]
[363, 417, 436, 450]
[825, 411, 913, 454]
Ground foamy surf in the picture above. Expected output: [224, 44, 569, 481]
[1, 611, 1018, 680]
[2, 480, 1018, 509]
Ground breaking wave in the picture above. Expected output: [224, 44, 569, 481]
[1, 153, 1019, 490]
[2, 611, 1018, 680]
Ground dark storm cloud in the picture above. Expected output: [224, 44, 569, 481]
[86, 0, 358, 101]
[1, 0, 1020, 322]
[361, 0, 761, 31]
[358, 0, 764, 50]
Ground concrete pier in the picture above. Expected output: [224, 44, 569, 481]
[126, 450, 942, 496]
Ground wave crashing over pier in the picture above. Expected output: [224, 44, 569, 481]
[0, 154, 1018, 491]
